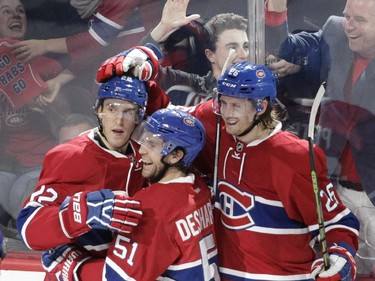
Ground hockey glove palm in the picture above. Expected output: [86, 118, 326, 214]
[42, 244, 90, 281]
[310, 244, 357, 281]
[96, 43, 162, 82]
[59, 189, 142, 238]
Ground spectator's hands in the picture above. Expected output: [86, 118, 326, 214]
[43, 78, 62, 103]
[59, 189, 142, 238]
[28, 85, 58, 113]
[265, 0, 287, 12]
[42, 244, 90, 281]
[11, 39, 47, 62]
[29, 71, 74, 113]
[266, 55, 301, 78]
[96, 44, 162, 82]
[310, 245, 356, 281]
[150, 0, 200, 42]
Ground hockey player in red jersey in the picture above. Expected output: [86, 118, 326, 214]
[15, 73, 168, 258]
[95, 51, 360, 280]
[189, 61, 360, 281]
[41, 108, 219, 281]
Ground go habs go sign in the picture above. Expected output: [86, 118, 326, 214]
[0, 39, 46, 109]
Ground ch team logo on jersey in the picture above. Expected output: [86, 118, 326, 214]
[218, 181, 255, 230]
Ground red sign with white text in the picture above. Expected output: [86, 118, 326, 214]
[0, 39, 47, 109]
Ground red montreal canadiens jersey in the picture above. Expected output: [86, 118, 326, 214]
[17, 129, 145, 251]
[188, 101, 359, 281]
[104, 174, 220, 281]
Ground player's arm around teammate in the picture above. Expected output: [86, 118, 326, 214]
[42, 108, 219, 281]
[16, 75, 150, 251]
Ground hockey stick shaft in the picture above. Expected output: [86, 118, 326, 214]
[212, 49, 236, 196]
[308, 85, 330, 270]
[212, 114, 221, 196]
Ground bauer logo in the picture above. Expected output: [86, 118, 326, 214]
[218, 181, 255, 230]
[72, 192, 83, 223]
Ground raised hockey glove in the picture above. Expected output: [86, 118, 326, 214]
[96, 43, 162, 82]
[310, 244, 357, 281]
[59, 189, 142, 238]
[42, 244, 90, 281]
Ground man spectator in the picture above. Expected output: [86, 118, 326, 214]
[266, 0, 375, 274]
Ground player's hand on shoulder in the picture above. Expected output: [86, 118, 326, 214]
[59, 189, 143, 238]
[96, 43, 162, 83]
[265, 0, 287, 12]
[42, 244, 90, 281]
[310, 243, 357, 281]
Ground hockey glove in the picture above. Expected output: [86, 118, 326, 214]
[59, 189, 142, 238]
[42, 244, 90, 281]
[310, 244, 357, 281]
[96, 43, 162, 82]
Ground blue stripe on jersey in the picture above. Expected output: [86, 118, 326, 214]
[220, 267, 314, 281]
[105, 257, 135, 281]
[162, 253, 219, 281]
[89, 13, 123, 45]
[76, 229, 112, 252]
[216, 180, 359, 237]
[16, 202, 42, 249]
[216, 181, 308, 232]
[105, 247, 219, 281]
[309, 208, 360, 239]
[251, 197, 307, 229]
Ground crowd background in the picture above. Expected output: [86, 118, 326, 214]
[1, 0, 374, 278]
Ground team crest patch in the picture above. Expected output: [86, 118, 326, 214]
[256, 69, 266, 79]
[183, 116, 195, 126]
[218, 181, 255, 230]
[5, 113, 28, 127]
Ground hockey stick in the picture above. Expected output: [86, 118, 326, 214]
[212, 48, 235, 196]
[307, 84, 330, 270]
[212, 110, 221, 197]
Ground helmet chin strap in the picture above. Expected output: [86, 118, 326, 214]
[236, 114, 262, 138]
[97, 115, 104, 135]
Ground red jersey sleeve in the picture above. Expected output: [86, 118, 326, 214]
[145, 81, 170, 116]
[17, 133, 145, 250]
[65, 0, 140, 62]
